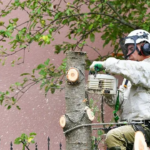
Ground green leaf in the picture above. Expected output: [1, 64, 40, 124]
[21, 133, 28, 139]
[55, 45, 62, 54]
[32, 69, 36, 74]
[17, 57, 22, 60]
[36, 64, 45, 70]
[40, 81, 47, 89]
[62, 19, 68, 25]
[45, 86, 50, 93]
[98, 130, 103, 136]
[66, 9, 71, 15]
[5, 31, 11, 37]
[31, 140, 35, 144]
[0, 21, 4, 26]
[37, 8, 41, 14]
[59, 81, 63, 85]
[89, 24, 93, 30]
[12, 97, 16, 102]
[15, 82, 21, 86]
[54, 12, 62, 20]
[90, 33, 95, 42]
[20, 73, 30, 76]
[29, 132, 36, 136]
[103, 39, 110, 47]
[51, 88, 55, 94]
[38, 40, 43, 46]
[44, 58, 50, 65]
[7, 105, 11, 110]
[16, 34, 20, 41]
[12, 18, 19, 22]
[19, 45, 27, 48]
[109, 23, 114, 28]
[16, 105, 21, 110]
[39, 70, 47, 76]
[10, 49, 15, 52]
[14, 137, 22, 144]
[6, 91, 9, 95]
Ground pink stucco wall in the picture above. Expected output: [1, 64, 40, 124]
[0, 1, 122, 149]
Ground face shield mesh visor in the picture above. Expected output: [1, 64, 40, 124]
[119, 35, 140, 59]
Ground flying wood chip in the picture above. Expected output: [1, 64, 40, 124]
[85, 106, 95, 121]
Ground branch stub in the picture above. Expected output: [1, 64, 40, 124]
[66, 67, 79, 83]
[59, 115, 66, 128]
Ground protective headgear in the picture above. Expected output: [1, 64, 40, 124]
[120, 29, 150, 59]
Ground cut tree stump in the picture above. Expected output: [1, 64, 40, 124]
[63, 51, 92, 150]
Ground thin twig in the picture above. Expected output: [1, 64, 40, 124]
[0, 0, 13, 17]
[17, 48, 25, 65]
[84, 44, 101, 56]
[16, 82, 37, 102]
[21, 141, 30, 150]
[106, 1, 123, 20]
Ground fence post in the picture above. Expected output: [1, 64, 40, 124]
[10, 142, 13, 150]
[60, 142, 62, 150]
[35, 142, 38, 150]
[94, 138, 98, 150]
[48, 137, 50, 150]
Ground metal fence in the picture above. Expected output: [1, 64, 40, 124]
[8, 136, 103, 150]
[9, 137, 62, 150]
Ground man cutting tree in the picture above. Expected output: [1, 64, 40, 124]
[90, 29, 150, 150]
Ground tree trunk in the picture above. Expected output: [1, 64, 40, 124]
[64, 51, 92, 150]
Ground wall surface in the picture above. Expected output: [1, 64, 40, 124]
[0, 1, 123, 150]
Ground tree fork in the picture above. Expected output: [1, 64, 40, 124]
[62, 51, 92, 150]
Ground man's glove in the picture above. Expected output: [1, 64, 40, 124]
[90, 61, 106, 72]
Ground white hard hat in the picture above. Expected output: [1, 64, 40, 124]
[125, 29, 150, 45]
[120, 29, 150, 59]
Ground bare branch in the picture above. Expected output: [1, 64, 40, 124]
[17, 48, 25, 65]
[84, 44, 102, 56]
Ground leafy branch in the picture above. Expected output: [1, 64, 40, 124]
[14, 132, 36, 150]
[0, 58, 66, 109]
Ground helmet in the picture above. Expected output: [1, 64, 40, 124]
[125, 29, 150, 44]
[120, 29, 150, 59]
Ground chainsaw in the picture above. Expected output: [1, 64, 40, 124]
[87, 70, 118, 95]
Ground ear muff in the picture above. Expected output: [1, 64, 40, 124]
[141, 43, 150, 56]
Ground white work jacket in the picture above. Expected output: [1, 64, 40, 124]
[103, 57, 150, 121]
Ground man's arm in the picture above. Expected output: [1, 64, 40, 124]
[104, 57, 150, 89]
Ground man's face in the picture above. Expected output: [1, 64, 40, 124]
[127, 43, 146, 61]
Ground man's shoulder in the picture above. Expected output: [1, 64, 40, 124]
[143, 57, 150, 62]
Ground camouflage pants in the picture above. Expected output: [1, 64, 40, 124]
[105, 125, 150, 150]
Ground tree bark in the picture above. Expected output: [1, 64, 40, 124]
[65, 51, 92, 150]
